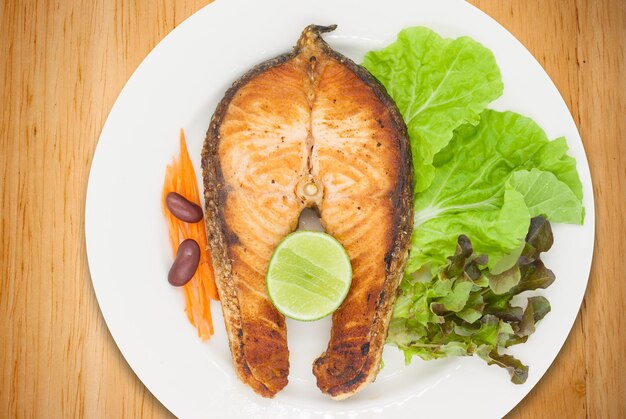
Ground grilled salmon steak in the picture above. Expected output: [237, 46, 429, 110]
[202, 24, 413, 399]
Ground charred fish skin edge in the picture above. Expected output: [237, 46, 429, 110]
[201, 24, 413, 399]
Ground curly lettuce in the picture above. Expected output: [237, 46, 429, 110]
[389, 217, 556, 384]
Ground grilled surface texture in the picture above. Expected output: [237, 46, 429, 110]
[202, 25, 413, 399]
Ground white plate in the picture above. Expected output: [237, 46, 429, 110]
[85, 0, 595, 417]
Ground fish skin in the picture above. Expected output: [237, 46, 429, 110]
[202, 25, 413, 399]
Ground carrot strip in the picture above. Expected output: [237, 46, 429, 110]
[162, 129, 218, 340]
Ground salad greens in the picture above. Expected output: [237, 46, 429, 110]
[362, 27, 585, 383]
[389, 217, 555, 384]
[363, 27, 503, 193]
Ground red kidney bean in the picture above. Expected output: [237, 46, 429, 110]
[168, 239, 200, 286]
[166, 192, 204, 223]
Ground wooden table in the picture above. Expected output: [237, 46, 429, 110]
[1, 0, 624, 417]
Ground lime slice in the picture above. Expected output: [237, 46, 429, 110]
[266, 231, 352, 321]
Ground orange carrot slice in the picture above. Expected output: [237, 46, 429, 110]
[162, 129, 218, 340]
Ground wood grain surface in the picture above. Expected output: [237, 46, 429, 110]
[1, 0, 624, 417]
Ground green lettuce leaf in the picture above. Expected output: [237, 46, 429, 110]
[507, 169, 584, 224]
[408, 110, 584, 272]
[527, 137, 583, 201]
[362, 27, 503, 192]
